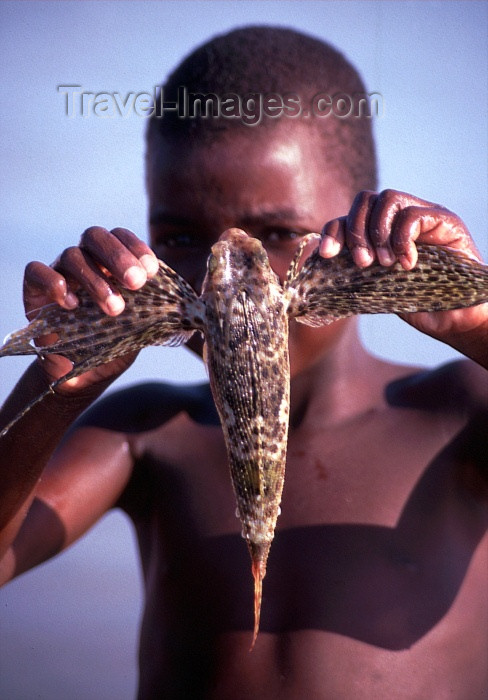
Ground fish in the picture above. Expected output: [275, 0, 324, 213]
[202, 230, 291, 648]
[1, 227, 488, 647]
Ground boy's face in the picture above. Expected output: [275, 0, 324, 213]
[147, 121, 354, 373]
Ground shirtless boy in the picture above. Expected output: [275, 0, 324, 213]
[0, 26, 487, 699]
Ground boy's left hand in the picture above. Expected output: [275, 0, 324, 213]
[319, 189, 488, 362]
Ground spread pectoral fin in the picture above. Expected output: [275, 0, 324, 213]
[1, 260, 205, 367]
[0, 260, 205, 436]
[286, 245, 488, 327]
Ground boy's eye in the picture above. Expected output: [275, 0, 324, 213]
[261, 229, 305, 246]
[267, 230, 298, 242]
[155, 232, 198, 248]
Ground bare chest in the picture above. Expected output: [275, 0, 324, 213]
[135, 406, 483, 602]
[136, 403, 462, 524]
[133, 408, 488, 697]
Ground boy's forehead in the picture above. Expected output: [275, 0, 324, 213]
[146, 121, 351, 234]
[149, 120, 324, 173]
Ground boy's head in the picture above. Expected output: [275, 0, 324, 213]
[145, 26, 377, 368]
[146, 25, 378, 197]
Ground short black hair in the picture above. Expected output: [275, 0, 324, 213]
[146, 25, 378, 193]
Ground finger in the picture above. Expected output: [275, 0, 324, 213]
[319, 217, 346, 257]
[366, 189, 450, 267]
[23, 261, 78, 315]
[80, 226, 150, 290]
[23, 262, 77, 348]
[390, 206, 464, 270]
[56, 246, 125, 316]
[367, 189, 405, 266]
[110, 227, 159, 277]
[345, 190, 376, 267]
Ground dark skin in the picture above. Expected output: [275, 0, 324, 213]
[0, 121, 487, 698]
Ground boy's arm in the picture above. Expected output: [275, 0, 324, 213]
[0, 419, 134, 584]
[0, 355, 135, 583]
[320, 189, 488, 369]
[0, 227, 159, 578]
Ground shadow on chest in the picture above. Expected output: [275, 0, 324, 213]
[134, 419, 486, 652]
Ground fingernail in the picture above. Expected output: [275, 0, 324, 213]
[354, 247, 374, 267]
[106, 294, 125, 314]
[140, 254, 159, 276]
[64, 291, 79, 309]
[399, 254, 415, 270]
[124, 265, 147, 288]
[320, 235, 341, 257]
[376, 247, 395, 266]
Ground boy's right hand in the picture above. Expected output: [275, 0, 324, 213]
[22, 226, 159, 393]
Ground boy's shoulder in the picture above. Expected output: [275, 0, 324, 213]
[386, 358, 488, 416]
[74, 380, 220, 434]
[72, 359, 487, 433]
[385, 359, 487, 497]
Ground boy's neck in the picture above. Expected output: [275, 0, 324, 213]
[289, 320, 391, 430]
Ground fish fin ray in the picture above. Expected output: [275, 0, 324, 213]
[288, 245, 488, 326]
[284, 233, 321, 289]
[0, 260, 204, 365]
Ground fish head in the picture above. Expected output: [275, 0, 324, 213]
[200, 227, 286, 345]
[202, 228, 281, 300]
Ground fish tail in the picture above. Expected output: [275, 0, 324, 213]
[250, 558, 265, 651]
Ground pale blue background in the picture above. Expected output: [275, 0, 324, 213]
[0, 1, 487, 698]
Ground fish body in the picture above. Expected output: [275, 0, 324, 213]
[2, 229, 488, 646]
[201, 230, 290, 647]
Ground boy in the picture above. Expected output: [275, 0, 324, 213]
[1, 26, 487, 699]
